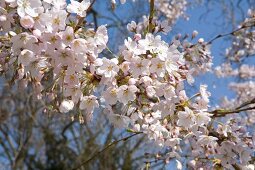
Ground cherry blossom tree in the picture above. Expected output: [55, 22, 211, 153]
[0, 0, 254, 169]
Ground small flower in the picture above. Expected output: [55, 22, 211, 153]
[151, 110, 162, 119]
[216, 124, 230, 137]
[20, 15, 35, 29]
[17, 0, 42, 17]
[177, 107, 195, 128]
[197, 135, 218, 146]
[127, 21, 137, 32]
[200, 84, 210, 103]
[60, 26, 74, 46]
[71, 38, 87, 53]
[117, 85, 138, 104]
[120, 0, 126, 4]
[130, 57, 150, 78]
[102, 87, 118, 105]
[108, 113, 131, 128]
[49, 9, 67, 31]
[64, 73, 79, 86]
[59, 100, 74, 113]
[146, 86, 156, 98]
[165, 138, 181, 147]
[96, 58, 119, 78]
[94, 25, 108, 52]
[67, 0, 90, 17]
[18, 49, 35, 66]
[195, 111, 211, 126]
[165, 55, 179, 74]
[164, 84, 176, 100]
[150, 58, 166, 77]
[80, 95, 99, 113]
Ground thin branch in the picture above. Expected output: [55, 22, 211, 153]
[71, 131, 143, 170]
[91, 9, 98, 29]
[235, 97, 255, 110]
[211, 97, 255, 117]
[0, 138, 13, 165]
[206, 24, 254, 45]
[61, 121, 76, 140]
[211, 106, 255, 117]
[88, 0, 96, 10]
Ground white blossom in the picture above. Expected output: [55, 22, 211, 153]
[177, 107, 195, 128]
[96, 58, 119, 78]
[80, 95, 99, 113]
[20, 15, 34, 29]
[117, 85, 138, 104]
[67, 0, 90, 17]
[17, 0, 42, 17]
[59, 100, 74, 113]
[18, 49, 35, 66]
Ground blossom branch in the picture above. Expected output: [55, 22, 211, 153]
[71, 131, 143, 170]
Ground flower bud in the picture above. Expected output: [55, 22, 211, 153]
[33, 29, 41, 38]
[134, 34, 141, 41]
[0, 15, 7, 22]
[175, 33, 182, 40]
[59, 100, 74, 113]
[198, 38, 204, 44]
[192, 30, 198, 39]
[20, 15, 35, 29]
[128, 78, 137, 85]
[147, 54, 152, 59]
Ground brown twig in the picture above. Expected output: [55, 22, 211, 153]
[71, 131, 143, 170]
[206, 24, 254, 45]
[211, 106, 255, 117]
[235, 97, 255, 110]
[211, 98, 255, 117]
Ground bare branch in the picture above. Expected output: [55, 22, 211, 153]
[71, 131, 143, 170]
[207, 24, 254, 45]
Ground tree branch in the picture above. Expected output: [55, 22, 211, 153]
[211, 97, 255, 117]
[71, 131, 143, 170]
[206, 23, 254, 45]
[212, 106, 255, 117]
[148, 0, 155, 33]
